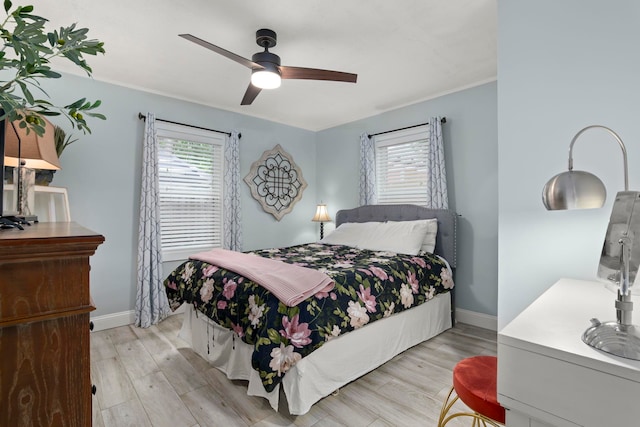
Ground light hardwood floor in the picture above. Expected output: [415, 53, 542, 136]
[91, 314, 497, 427]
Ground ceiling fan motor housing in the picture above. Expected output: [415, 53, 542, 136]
[255, 28, 277, 48]
[253, 28, 280, 75]
[252, 51, 281, 71]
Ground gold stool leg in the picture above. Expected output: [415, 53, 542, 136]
[438, 385, 502, 427]
[438, 386, 458, 427]
[442, 412, 501, 427]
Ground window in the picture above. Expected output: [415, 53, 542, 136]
[375, 125, 430, 206]
[156, 122, 225, 261]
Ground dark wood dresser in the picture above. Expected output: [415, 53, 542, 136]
[0, 222, 104, 427]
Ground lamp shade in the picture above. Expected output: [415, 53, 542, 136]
[311, 204, 331, 222]
[542, 170, 606, 210]
[3, 117, 60, 170]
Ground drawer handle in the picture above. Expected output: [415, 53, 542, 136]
[92, 384, 97, 395]
[89, 321, 94, 331]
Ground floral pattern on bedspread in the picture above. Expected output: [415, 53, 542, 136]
[164, 243, 453, 392]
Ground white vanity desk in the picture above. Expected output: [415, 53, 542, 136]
[497, 278, 640, 427]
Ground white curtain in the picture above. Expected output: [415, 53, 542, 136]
[223, 130, 242, 251]
[427, 117, 448, 209]
[359, 132, 376, 206]
[135, 113, 171, 328]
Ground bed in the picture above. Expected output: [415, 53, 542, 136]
[163, 204, 457, 415]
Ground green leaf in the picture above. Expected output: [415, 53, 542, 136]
[4, 0, 11, 13]
[256, 337, 271, 349]
[33, 68, 61, 79]
[65, 98, 86, 109]
[87, 112, 106, 120]
[266, 328, 281, 343]
[32, 99, 54, 106]
[31, 121, 45, 136]
[17, 81, 34, 104]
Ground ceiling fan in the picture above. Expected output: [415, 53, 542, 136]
[179, 29, 358, 105]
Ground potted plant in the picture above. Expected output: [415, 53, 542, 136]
[0, 1, 106, 134]
[0, 1, 106, 187]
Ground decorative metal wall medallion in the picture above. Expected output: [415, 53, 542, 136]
[244, 144, 307, 220]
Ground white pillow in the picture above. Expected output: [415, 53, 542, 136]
[387, 219, 438, 253]
[357, 220, 431, 255]
[320, 222, 382, 247]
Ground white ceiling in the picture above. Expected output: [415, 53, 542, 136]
[33, 0, 497, 131]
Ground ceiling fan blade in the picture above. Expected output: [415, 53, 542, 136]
[280, 66, 357, 83]
[241, 83, 262, 105]
[179, 34, 263, 70]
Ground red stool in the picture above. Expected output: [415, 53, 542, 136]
[438, 356, 505, 426]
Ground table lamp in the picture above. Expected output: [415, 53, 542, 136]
[2, 116, 60, 226]
[542, 125, 640, 361]
[312, 203, 331, 239]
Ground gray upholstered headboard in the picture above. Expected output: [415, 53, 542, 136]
[335, 204, 457, 268]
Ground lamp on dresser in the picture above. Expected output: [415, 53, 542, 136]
[542, 124, 640, 361]
[311, 202, 331, 239]
[1, 116, 60, 228]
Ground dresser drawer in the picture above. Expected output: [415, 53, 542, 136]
[499, 345, 640, 427]
[0, 257, 92, 326]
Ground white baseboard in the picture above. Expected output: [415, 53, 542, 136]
[90, 304, 186, 332]
[455, 308, 497, 331]
[90, 310, 135, 332]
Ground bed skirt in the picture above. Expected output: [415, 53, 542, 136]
[179, 292, 452, 415]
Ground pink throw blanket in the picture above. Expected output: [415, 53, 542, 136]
[190, 248, 335, 307]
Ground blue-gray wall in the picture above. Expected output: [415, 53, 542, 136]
[498, 0, 640, 328]
[41, 74, 318, 318]
[33, 74, 498, 321]
[317, 82, 498, 317]
[40, 0, 637, 331]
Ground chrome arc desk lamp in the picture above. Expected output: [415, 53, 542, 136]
[542, 125, 640, 361]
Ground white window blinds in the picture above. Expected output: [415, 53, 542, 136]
[375, 125, 430, 206]
[156, 122, 225, 261]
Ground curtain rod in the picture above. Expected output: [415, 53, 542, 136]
[368, 117, 446, 139]
[137, 113, 240, 138]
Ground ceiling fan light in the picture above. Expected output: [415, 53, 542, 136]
[251, 70, 281, 89]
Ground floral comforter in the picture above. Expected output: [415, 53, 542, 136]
[164, 243, 454, 392]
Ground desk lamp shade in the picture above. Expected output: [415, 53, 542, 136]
[542, 170, 606, 210]
[4, 117, 61, 170]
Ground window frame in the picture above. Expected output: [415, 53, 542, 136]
[374, 124, 431, 206]
[155, 121, 226, 261]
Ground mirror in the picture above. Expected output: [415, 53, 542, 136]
[597, 191, 640, 295]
